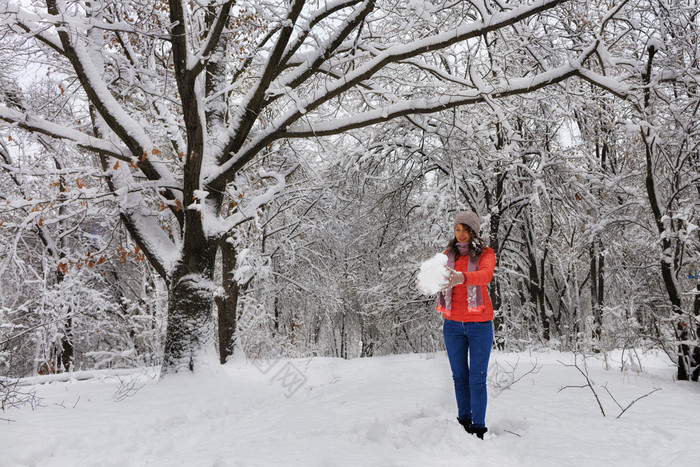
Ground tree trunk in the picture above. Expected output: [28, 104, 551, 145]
[161, 226, 217, 373]
[339, 315, 348, 359]
[590, 240, 604, 343]
[525, 212, 549, 341]
[58, 316, 74, 372]
[214, 239, 239, 364]
[161, 0, 215, 373]
[691, 283, 700, 381]
[360, 320, 378, 357]
[55, 166, 73, 372]
[640, 44, 697, 381]
[488, 170, 506, 349]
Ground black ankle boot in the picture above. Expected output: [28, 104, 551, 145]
[470, 425, 488, 440]
[456, 417, 473, 432]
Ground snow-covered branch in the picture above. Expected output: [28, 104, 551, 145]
[576, 68, 637, 104]
[0, 3, 64, 54]
[281, 65, 580, 138]
[45, 0, 155, 160]
[221, 0, 309, 156]
[207, 0, 575, 188]
[0, 106, 128, 161]
[278, 0, 366, 66]
[200, 168, 288, 239]
[191, 1, 236, 77]
[263, 0, 375, 107]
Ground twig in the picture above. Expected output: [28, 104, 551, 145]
[511, 359, 541, 386]
[113, 372, 147, 402]
[492, 357, 541, 391]
[558, 384, 589, 391]
[558, 354, 606, 417]
[602, 384, 623, 411]
[617, 388, 661, 419]
[0, 317, 75, 346]
[1, 377, 40, 412]
[503, 429, 522, 437]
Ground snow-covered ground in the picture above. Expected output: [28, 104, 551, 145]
[1, 349, 698, 467]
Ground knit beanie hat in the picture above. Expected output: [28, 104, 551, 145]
[453, 210, 480, 235]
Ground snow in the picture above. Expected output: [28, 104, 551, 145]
[70, 32, 153, 156]
[201, 169, 286, 238]
[417, 253, 449, 295]
[206, 0, 570, 185]
[0, 107, 128, 160]
[277, 58, 581, 139]
[1, 350, 697, 466]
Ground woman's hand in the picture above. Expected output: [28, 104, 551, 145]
[441, 268, 465, 290]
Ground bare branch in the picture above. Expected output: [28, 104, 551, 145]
[558, 355, 606, 417]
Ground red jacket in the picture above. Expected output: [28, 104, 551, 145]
[436, 247, 496, 322]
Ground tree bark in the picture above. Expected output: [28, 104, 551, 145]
[590, 240, 604, 343]
[214, 239, 239, 364]
[162, 241, 217, 373]
[488, 169, 506, 349]
[524, 211, 550, 341]
[641, 45, 696, 381]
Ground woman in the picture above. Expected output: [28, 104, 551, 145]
[437, 210, 496, 440]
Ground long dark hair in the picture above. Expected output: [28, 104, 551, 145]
[447, 224, 487, 262]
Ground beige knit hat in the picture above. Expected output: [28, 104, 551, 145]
[453, 210, 480, 235]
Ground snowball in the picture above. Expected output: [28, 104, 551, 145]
[417, 253, 449, 295]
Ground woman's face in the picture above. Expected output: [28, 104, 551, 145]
[454, 224, 471, 243]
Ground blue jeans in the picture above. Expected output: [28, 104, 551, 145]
[443, 319, 493, 427]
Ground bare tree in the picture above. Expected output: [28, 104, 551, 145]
[639, 32, 700, 380]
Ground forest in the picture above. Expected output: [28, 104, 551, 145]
[0, 0, 698, 396]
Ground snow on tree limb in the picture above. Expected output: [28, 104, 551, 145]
[25, 0, 181, 203]
[206, 0, 576, 187]
[198, 168, 288, 239]
[278, 0, 367, 67]
[0, 106, 128, 161]
[45, 0, 154, 159]
[278, 64, 582, 138]
[0, 2, 64, 54]
[263, 0, 375, 108]
[191, 1, 236, 77]
[576, 68, 637, 104]
[220, 0, 310, 159]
